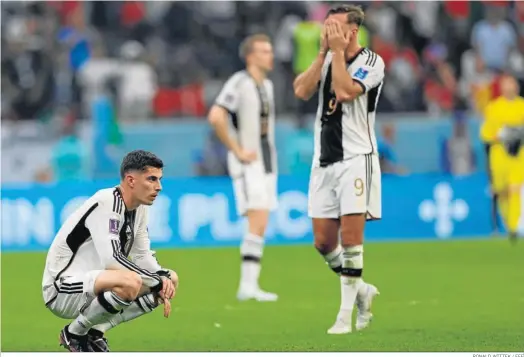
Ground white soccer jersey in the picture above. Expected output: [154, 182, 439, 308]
[42, 187, 163, 302]
[312, 48, 385, 168]
[214, 70, 277, 178]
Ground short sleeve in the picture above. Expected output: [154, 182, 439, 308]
[351, 54, 385, 93]
[215, 76, 241, 113]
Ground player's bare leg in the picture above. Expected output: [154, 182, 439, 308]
[313, 217, 342, 274]
[86, 270, 178, 352]
[324, 214, 379, 334]
[237, 209, 277, 302]
[313, 217, 378, 334]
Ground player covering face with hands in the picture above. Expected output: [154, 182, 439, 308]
[294, 5, 385, 335]
[42, 150, 179, 352]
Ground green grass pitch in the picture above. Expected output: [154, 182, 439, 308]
[1, 239, 523, 352]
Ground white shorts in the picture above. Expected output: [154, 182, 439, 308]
[43, 270, 102, 319]
[308, 154, 381, 220]
[232, 164, 278, 216]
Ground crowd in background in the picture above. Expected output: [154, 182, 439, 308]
[2, 1, 524, 123]
[1, 1, 523, 182]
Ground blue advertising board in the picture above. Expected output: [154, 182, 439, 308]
[1, 174, 517, 253]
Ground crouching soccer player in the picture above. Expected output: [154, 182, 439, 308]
[42, 150, 179, 352]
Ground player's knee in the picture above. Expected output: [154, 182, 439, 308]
[340, 226, 363, 246]
[247, 210, 269, 236]
[119, 272, 142, 301]
[314, 241, 337, 255]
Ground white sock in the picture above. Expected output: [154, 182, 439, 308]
[239, 233, 264, 291]
[92, 293, 160, 333]
[320, 245, 343, 275]
[338, 245, 364, 320]
[68, 291, 131, 336]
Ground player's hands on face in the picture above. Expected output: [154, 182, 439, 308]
[234, 148, 257, 164]
[326, 20, 349, 53]
[320, 23, 328, 54]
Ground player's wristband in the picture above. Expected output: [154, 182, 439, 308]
[156, 269, 171, 279]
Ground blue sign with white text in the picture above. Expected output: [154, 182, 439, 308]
[0, 174, 499, 252]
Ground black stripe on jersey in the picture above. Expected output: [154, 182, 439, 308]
[113, 189, 124, 215]
[364, 49, 373, 66]
[110, 240, 161, 283]
[319, 48, 365, 167]
[65, 203, 99, 254]
[253, 79, 273, 174]
[365, 154, 372, 206]
[319, 64, 344, 167]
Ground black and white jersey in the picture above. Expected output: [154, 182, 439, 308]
[312, 48, 385, 168]
[42, 187, 163, 291]
[215, 70, 277, 177]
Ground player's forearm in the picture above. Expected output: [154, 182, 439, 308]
[331, 51, 362, 102]
[104, 245, 162, 288]
[208, 106, 242, 154]
[130, 252, 162, 272]
[293, 53, 326, 101]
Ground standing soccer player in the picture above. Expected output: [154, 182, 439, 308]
[481, 75, 524, 243]
[42, 150, 179, 351]
[208, 34, 278, 302]
[294, 5, 383, 334]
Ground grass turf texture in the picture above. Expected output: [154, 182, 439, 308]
[2, 239, 523, 352]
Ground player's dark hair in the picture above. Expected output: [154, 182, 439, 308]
[120, 150, 164, 179]
[326, 4, 365, 27]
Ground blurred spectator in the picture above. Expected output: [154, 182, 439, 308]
[378, 124, 406, 175]
[286, 122, 315, 176]
[57, 3, 92, 119]
[441, 112, 476, 176]
[117, 40, 157, 121]
[50, 123, 89, 182]
[194, 131, 228, 176]
[292, 19, 322, 121]
[423, 43, 459, 115]
[459, 50, 496, 114]
[471, 4, 517, 72]
[2, 16, 54, 121]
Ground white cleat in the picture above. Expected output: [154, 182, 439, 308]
[237, 288, 278, 302]
[327, 317, 352, 335]
[355, 283, 380, 331]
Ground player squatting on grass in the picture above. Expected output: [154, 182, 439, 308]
[42, 150, 179, 352]
[294, 5, 384, 334]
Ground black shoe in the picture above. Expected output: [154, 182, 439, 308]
[88, 329, 110, 352]
[59, 325, 91, 352]
[509, 232, 518, 245]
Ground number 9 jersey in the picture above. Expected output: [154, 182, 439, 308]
[308, 48, 385, 220]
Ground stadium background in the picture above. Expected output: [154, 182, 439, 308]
[1, 0, 523, 352]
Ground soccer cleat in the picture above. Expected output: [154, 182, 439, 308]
[327, 316, 352, 335]
[237, 288, 278, 302]
[59, 325, 91, 352]
[355, 283, 380, 331]
[88, 329, 110, 352]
